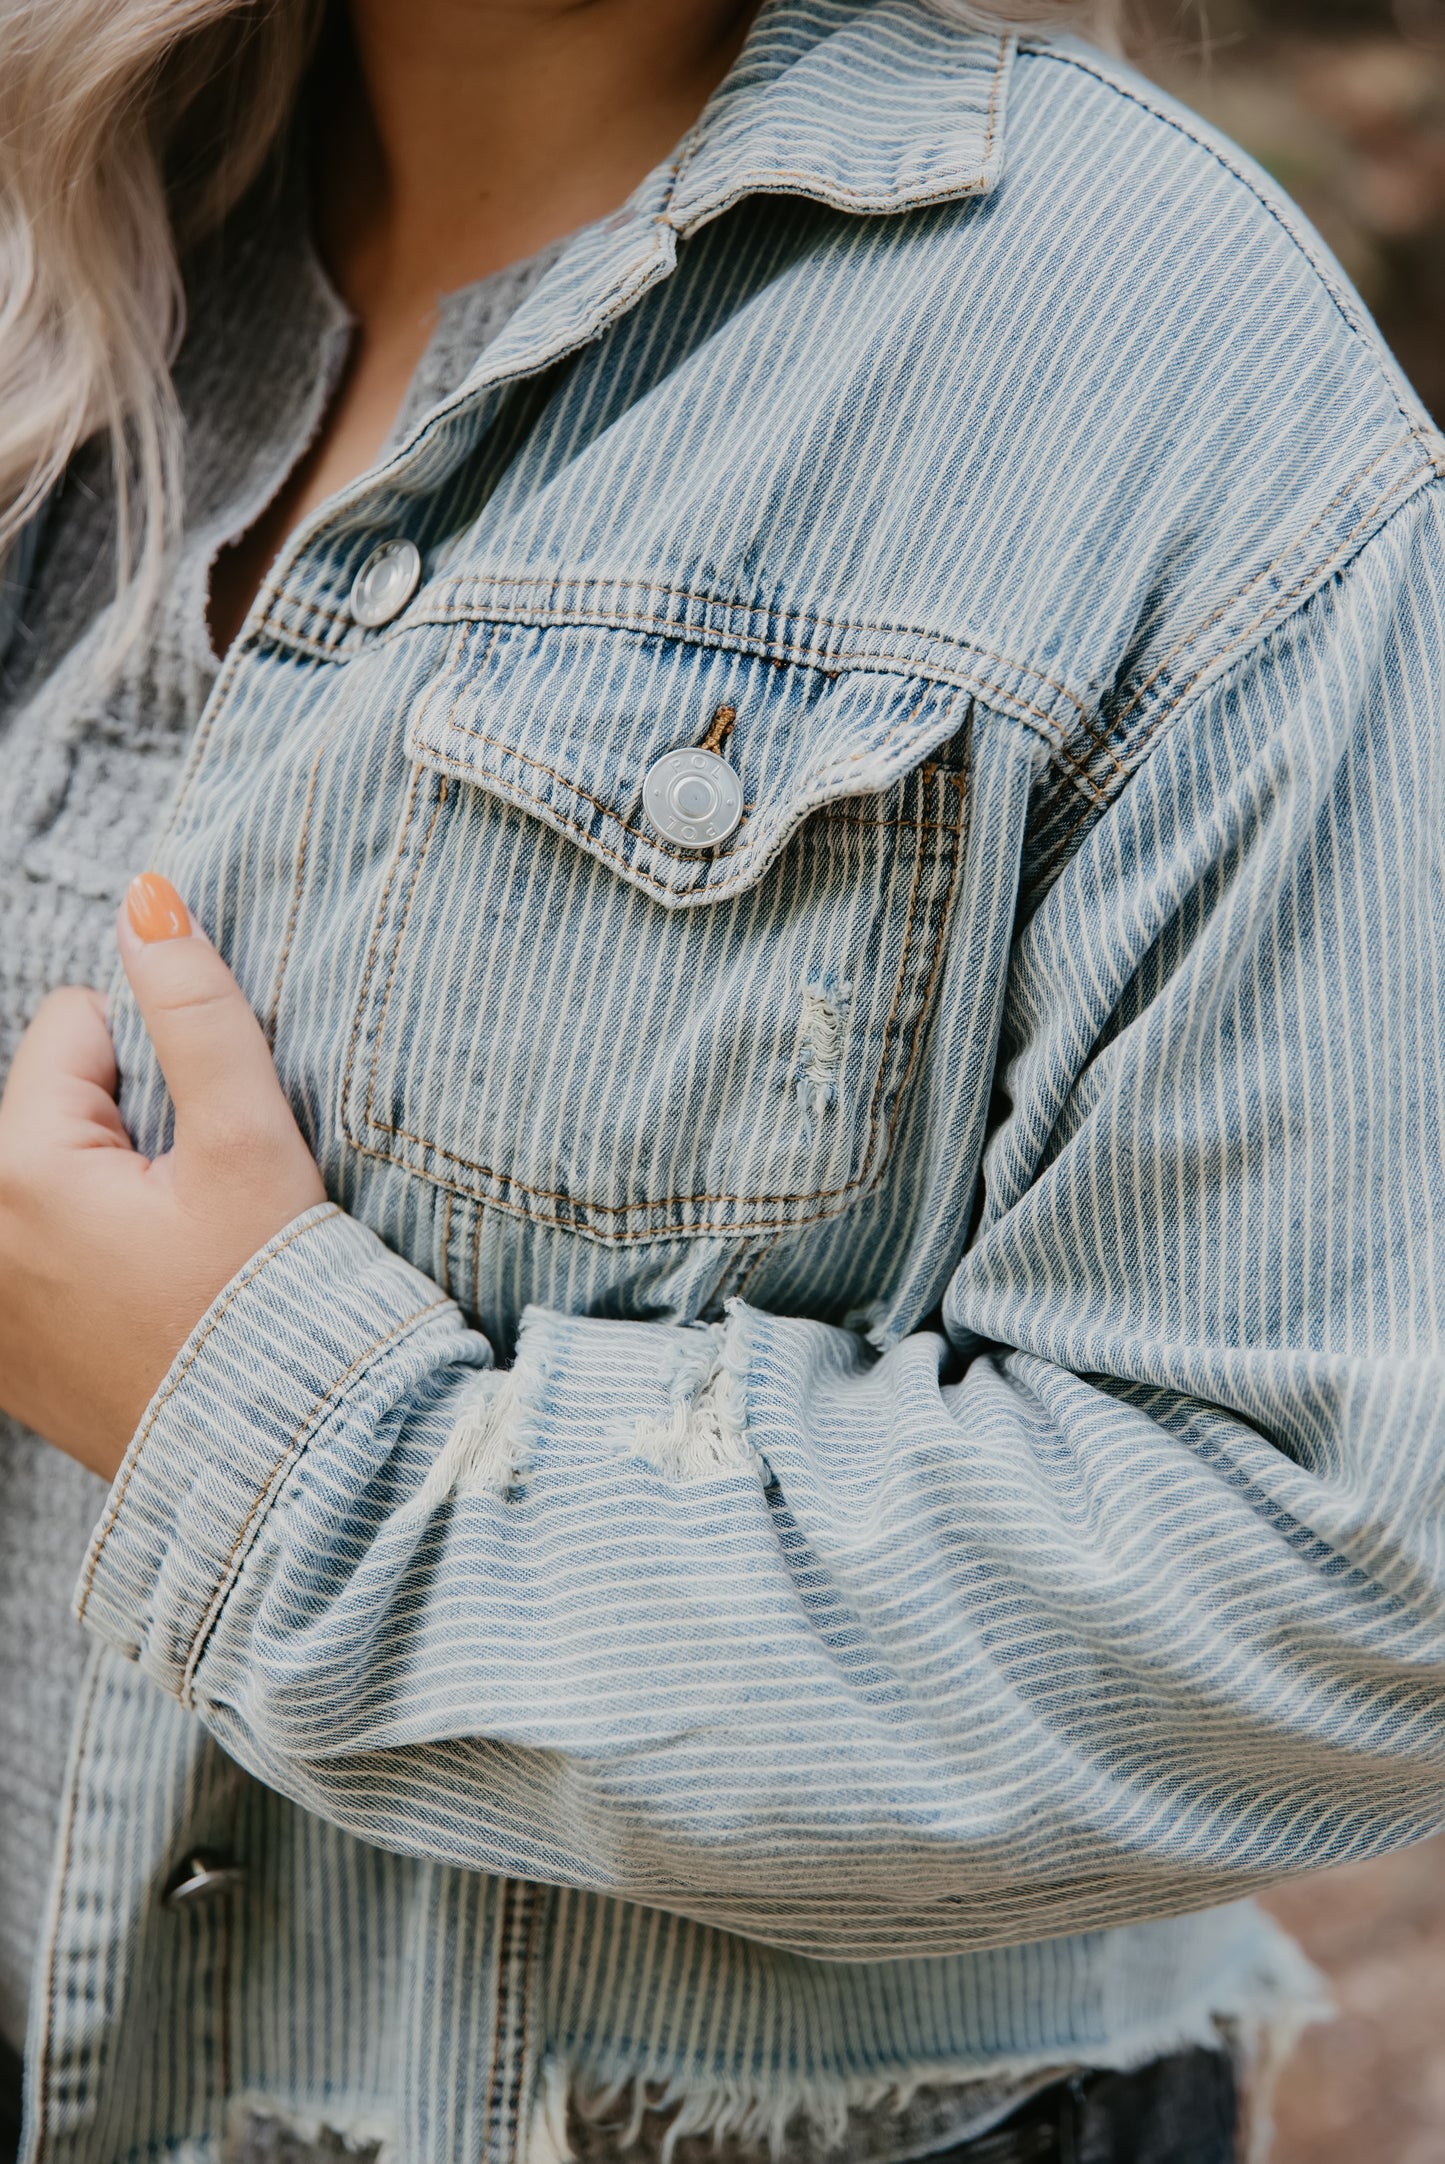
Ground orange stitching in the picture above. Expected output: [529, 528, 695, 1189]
[434, 710, 948, 842]
[436, 686, 660, 841]
[264, 548, 1089, 724]
[439, 1187, 454, 1301]
[396, 432, 1428, 785]
[417, 680, 962, 904]
[668, 36, 1007, 226]
[180, 1299, 452, 1702]
[262, 573, 1116, 798]
[31, 1645, 108, 2158]
[1111, 442, 1422, 733]
[76, 1208, 346, 1621]
[361, 778, 450, 1139]
[357, 766, 964, 1204]
[416, 580, 1090, 720]
[264, 744, 325, 1046]
[340, 762, 432, 1139]
[347, 764, 967, 1232]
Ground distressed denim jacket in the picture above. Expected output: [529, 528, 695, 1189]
[15, 0, 1445, 2157]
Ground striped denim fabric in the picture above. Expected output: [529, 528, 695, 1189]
[17, 0, 1445, 2157]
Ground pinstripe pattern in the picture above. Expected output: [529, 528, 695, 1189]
[9, 0, 1445, 2154]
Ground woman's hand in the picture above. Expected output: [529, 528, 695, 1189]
[0, 874, 326, 1481]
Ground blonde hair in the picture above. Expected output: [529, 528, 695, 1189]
[0, 0, 1116, 642]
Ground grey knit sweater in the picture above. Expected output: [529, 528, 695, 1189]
[0, 200, 566, 2051]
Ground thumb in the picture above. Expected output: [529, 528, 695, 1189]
[117, 873, 314, 1173]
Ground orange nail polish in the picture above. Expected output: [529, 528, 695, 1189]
[127, 872, 191, 943]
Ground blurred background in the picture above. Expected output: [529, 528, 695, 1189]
[1130, 5, 1445, 2157]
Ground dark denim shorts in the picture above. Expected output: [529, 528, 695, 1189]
[933, 2050, 1237, 2164]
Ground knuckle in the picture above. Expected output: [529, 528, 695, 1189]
[148, 971, 236, 1021]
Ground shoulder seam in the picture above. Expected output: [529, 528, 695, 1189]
[1040, 466, 1445, 866]
[1016, 39, 1445, 474]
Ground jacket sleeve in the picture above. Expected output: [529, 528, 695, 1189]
[76, 486, 1445, 1961]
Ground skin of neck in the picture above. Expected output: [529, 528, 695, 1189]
[324, 0, 762, 320]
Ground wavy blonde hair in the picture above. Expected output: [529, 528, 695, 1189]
[0, 0, 1118, 640]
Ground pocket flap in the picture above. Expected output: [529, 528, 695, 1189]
[406, 618, 968, 906]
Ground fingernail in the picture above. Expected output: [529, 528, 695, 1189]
[127, 872, 191, 943]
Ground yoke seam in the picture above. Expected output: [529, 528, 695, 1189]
[1109, 443, 1431, 737]
[1043, 469, 1445, 868]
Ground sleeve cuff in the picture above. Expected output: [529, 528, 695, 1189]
[73, 1202, 470, 1700]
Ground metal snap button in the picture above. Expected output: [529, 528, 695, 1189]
[348, 538, 422, 628]
[162, 1849, 246, 1910]
[642, 748, 744, 852]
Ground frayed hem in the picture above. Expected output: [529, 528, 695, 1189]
[528, 2064, 1058, 2164]
[523, 1916, 1331, 2164]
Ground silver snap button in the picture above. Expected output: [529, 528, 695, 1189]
[642, 748, 744, 852]
[162, 1850, 246, 1910]
[349, 539, 421, 628]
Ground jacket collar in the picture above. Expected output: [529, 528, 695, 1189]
[667, 0, 1014, 233]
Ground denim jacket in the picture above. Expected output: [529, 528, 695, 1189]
[18, 0, 1445, 2156]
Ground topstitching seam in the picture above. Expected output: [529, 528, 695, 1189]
[1043, 466, 1442, 866]
[354, 767, 964, 1215]
[75, 1207, 345, 1621]
[180, 1298, 453, 1704]
[411, 679, 962, 900]
[1021, 37, 1445, 463]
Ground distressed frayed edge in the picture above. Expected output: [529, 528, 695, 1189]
[795, 980, 850, 1133]
[1235, 1984, 1335, 2164]
[627, 1323, 759, 1484]
[412, 1359, 541, 1513]
[527, 2063, 1044, 2164]
[219, 2094, 396, 2164]
[523, 1921, 1332, 2164]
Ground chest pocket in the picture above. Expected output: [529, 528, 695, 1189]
[342, 615, 969, 1244]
